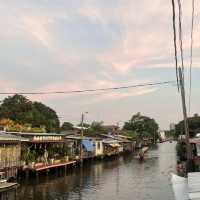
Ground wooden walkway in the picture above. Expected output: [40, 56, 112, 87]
[0, 182, 18, 193]
[30, 161, 77, 172]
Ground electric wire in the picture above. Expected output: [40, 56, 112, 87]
[188, 0, 195, 115]
[0, 81, 175, 95]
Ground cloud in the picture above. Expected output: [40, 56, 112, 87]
[0, 0, 199, 128]
[0, 79, 18, 94]
[94, 87, 158, 102]
[21, 16, 53, 48]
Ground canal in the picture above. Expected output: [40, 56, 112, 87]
[9, 142, 177, 200]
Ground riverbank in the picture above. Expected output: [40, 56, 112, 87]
[1, 142, 177, 200]
[1, 131, 143, 180]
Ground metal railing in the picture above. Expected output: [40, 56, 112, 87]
[0, 160, 20, 169]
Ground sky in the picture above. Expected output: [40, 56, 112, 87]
[0, 0, 200, 129]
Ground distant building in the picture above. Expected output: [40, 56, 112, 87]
[103, 125, 119, 135]
[159, 130, 166, 140]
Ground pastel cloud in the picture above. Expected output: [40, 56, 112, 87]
[0, 0, 199, 128]
[94, 87, 158, 102]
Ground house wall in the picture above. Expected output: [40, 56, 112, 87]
[0, 143, 21, 179]
[103, 145, 119, 156]
[94, 141, 103, 156]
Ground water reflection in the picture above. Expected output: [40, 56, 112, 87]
[0, 189, 17, 200]
[14, 142, 176, 200]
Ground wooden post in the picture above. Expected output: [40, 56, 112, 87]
[25, 170, 29, 179]
[178, 67, 193, 172]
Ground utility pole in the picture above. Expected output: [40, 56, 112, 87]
[80, 112, 88, 164]
[80, 113, 84, 164]
[178, 67, 193, 173]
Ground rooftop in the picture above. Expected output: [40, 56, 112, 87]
[65, 135, 93, 140]
[7, 132, 65, 137]
[0, 132, 28, 142]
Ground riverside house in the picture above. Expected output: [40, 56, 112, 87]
[0, 132, 22, 179]
[8, 132, 75, 173]
[65, 135, 95, 160]
[102, 138, 122, 156]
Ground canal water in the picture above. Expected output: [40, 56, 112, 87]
[13, 142, 176, 200]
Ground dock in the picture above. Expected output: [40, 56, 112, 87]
[28, 161, 77, 172]
[0, 182, 18, 193]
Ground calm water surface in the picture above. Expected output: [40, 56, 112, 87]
[16, 142, 176, 200]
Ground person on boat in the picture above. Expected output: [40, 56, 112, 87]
[138, 149, 144, 161]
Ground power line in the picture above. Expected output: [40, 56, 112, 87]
[188, 0, 195, 115]
[177, 0, 185, 80]
[0, 81, 175, 95]
[171, 0, 179, 90]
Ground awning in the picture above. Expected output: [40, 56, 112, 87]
[108, 143, 121, 148]
[81, 139, 94, 151]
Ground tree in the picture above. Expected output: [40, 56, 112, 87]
[0, 95, 33, 124]
[123, 112, 159, 140]
[77, 123, 90, 128]
[175, 114, 200, 138]
[33, 102, 60, 132]
[61, 122, 74, 131]
[89, 121, 106, 133]
[0, 94, 60, 132]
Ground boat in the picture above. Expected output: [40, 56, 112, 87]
[0, 172, 18, 192]
[171, 172, 200, 200]
[136, 147, 149, 161]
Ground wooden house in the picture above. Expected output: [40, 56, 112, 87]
[0, 132, 22, 179]
[65, 135, 95, 160]
[7, 132, 74, 172]
[102, 139, 122, 156]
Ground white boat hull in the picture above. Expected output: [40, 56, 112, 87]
[171, 173, 189, 200]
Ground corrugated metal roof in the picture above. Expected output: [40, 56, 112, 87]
[65, 135, 92, 140]
[102, 138, 119, 144]
[0, 132, 28, 141]
[188, 172, 200, 199]
[16, 132, 65, 136]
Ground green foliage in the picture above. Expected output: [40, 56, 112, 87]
[165, 130, 175, 139]
[89, 121, 106, 133]
[77, 123, 90, 128]
[123, 112, 159, 139]
[0, 94, 60, 132]
[120, 130, 137, 140]
[175, 114, 200, 138]
[61, 122, 74, 131]
[21, 148, 37, 163]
